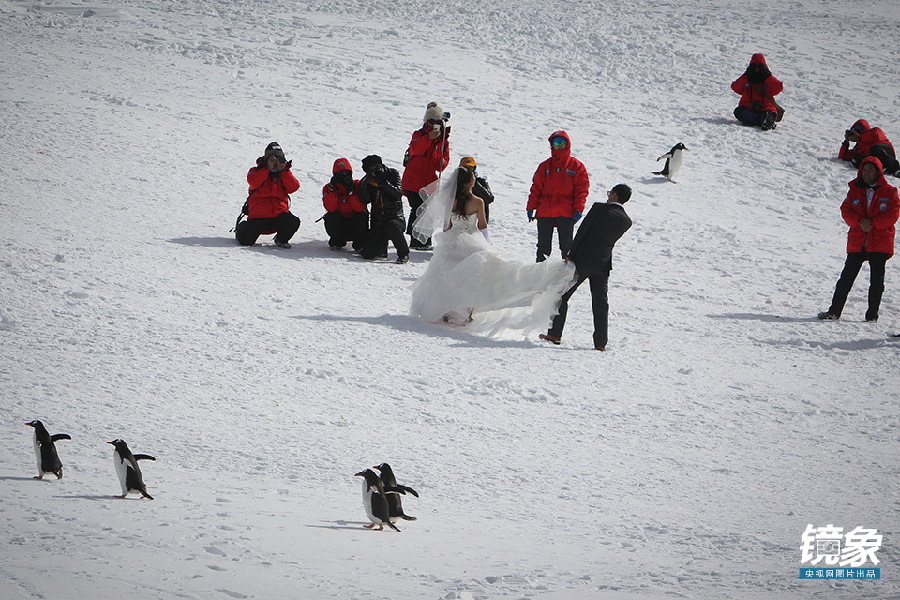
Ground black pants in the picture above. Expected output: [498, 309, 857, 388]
[404, 191, 431, 248]
[536, 216, 575, 262]
[828, 251, 890, 320]
[734, 106, 776, 128]
[548, 273, 610, 349]
[359, 217, 409, 260]
[860, 144, 900, 175]
[324, 212, 368, 250]
[235, 212, 300, 246]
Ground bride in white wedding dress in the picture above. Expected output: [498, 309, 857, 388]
[409, 167, 576, 336]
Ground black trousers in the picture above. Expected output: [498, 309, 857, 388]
[548, 273, 610, 349]
[866, 145, 900, 175]
[536, 216, 575, 262]
[828, 251, 890, 320]
[235, 212, 300, 246]
[324, 212, 368, 250]
[404, 191, 431, 247]
[359, 217, 409, 259]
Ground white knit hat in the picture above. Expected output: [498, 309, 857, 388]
[423, 101, 444, 123]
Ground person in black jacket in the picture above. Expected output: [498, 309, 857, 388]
[358, 155, 410, 264]
[459, 156, 495, 222]
[540, 183, 633, 351]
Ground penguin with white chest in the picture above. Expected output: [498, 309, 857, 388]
[373, 462, 419, 521]
[653, 142, 687, 183]
[354, 469, 403, 531]
[108, 439, 156, 500]
[25, 420, 71, 480]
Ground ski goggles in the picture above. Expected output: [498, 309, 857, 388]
[551, 137, 568, 148]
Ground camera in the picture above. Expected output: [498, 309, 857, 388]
[442, 111, 451, 120]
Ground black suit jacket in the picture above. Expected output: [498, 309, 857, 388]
[567, 202, 632, 278]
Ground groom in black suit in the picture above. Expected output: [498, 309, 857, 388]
[540, 184, 633, 351]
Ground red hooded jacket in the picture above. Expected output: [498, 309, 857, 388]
[401, 124, 450, 193]
[838, 119, 895, 162]
[246, 165, 300, 219]
[527, 131, 590, 218]
[322, 158, 366, 218]
[731, 53, 783, 112]
[840, 156, 899, 256]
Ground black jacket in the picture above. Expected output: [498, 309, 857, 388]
[568, 202, 632, 277]
[473, 176, 494, 205]
[359, 167, 404, 226]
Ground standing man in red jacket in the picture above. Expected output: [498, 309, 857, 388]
[322, 157, 368, 251]
[838, 119, 900, 177]
[401, 102, 450, 251]
[731, 53, 783, 131]
[818, 157, 900, 322]
[527, 131, 590, 262]
[236, 142, 301, 248]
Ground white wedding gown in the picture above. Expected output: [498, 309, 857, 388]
[409, 214, 576, 336]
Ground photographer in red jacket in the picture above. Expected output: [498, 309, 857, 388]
[818, 157, 900, 322]
[401, 102, 451, 250]
[322, 157, 368, 251]
[731, 53, 783, 131]
[236, 142, 301, 248]
[838, 119, 900, 177]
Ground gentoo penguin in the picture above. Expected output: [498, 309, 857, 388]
[652, 142, 687, 183]
[25, 420, 71, 480]
[354, 469, 402, 531]
[107, 439, 155, 500]
[373, 462, 418, 521]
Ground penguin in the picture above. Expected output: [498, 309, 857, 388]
[354, 469, 402, 531]
[373, 462, 419, 521]
[652, 142, 687, 183]
[107, 439, 155, 500]
[25, 420, 71, 480]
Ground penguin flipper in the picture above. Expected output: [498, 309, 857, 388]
[400, 514, 417, 521]
[384, 486, 407, 495]
[657, 152, 672, 161]
[133, 454, 156, 461]
[51, 434, 71, 442]
[399, 485, 419, 498]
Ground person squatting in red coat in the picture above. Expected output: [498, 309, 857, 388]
[322, 157, 368, 252]
[401, 102, 451, 250]
[818, 156, 900, 322]
[838, 119, 900, 177]
[236, 142, 301, 248]
[526, 130, 590, 262]
[731, 53, 783, 131]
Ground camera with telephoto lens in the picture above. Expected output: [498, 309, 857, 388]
[442, 111, 450, 120]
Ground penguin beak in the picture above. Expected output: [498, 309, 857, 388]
[353, 471, 364, 477]
[107, 441, 116, 445]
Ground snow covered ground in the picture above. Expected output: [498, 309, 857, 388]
[1, 0, 898, 598]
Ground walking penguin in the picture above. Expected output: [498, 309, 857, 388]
[107, 439, 156, 500]
[373, 462, 419, 521]
[652, 142, 687, 183]
[354, 469, 403, 531]
[25, 420, 71, 480]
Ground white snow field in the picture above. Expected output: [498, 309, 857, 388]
[1, 0, 898, 599]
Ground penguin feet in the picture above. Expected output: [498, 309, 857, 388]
[364, 523, 380, 530]
[33, 475, 44, 480]
[114, 494, 128, 499]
